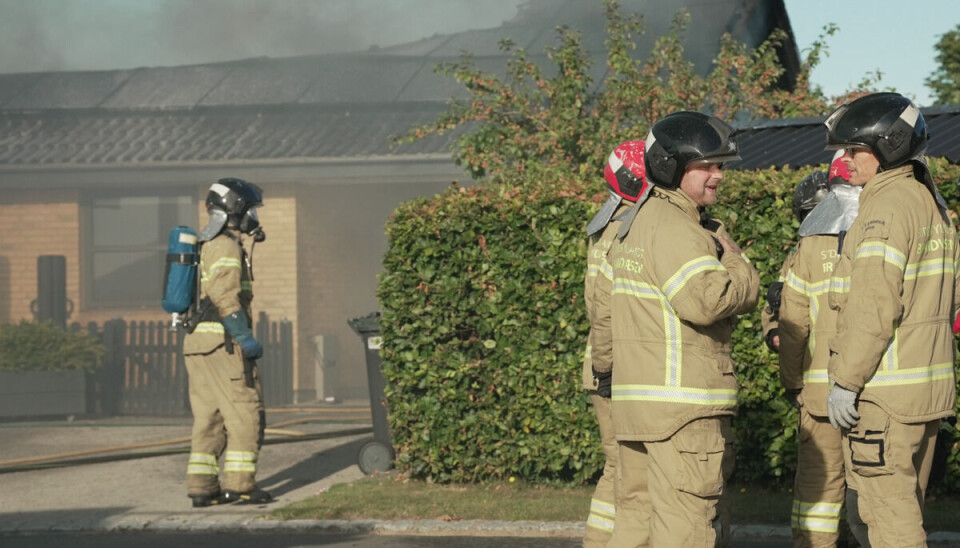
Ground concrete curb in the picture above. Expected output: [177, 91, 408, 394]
[4, 516, 960, 543]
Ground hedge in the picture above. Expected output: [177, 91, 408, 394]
[0, 320, 105, 373]
[378, 159, 960, 491]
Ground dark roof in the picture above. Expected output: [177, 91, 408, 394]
[729, 104, 960, 170]
[0, 0, 796, 167]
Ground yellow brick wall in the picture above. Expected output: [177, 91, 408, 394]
[0, 189, 81, 324]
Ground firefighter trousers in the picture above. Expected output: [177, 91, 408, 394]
[612, 416, 734, 548]
[841, 401, 938, 548]
[584, 393, 618, 548]
[792, 407, 846, 547]
[185, 344, 265, 496]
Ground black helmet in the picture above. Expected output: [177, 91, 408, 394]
[644, 111, 740, 189]
[824, 92, 928, 170]
[793, 171, 829, 221]
[206, 177, 264, 235]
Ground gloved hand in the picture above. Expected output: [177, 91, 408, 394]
[236, 336, 263, 360]
[784, 388, 801, 409]
[222, 311, 263, 360]
[764, 328, 780, 352]
[593, 367, 612, 399]
[827, 384, 859, 429]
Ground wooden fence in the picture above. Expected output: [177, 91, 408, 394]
[75, 312, 293, 416]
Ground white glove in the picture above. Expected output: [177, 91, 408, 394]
[827, 384, 860, 430]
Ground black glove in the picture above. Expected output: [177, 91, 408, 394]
[764, 328, 779, 352]
[766, 281, 783, 313]
[592, 367, 612, 399]
[784, 388, 801, 409]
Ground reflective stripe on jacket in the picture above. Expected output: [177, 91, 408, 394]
[184, 230, 254, 355]
[591, 186, 759, 441]
[779, 234, 840, 417]
[827, 165, 959, 423]
[583, 201, 634, 390]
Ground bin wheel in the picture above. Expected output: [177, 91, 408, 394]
[358, 440, 394, 475]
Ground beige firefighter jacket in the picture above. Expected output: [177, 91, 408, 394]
[778, 234, 840, 417]
[590, 185, 759, 441]
[583, 200, 634, 390]
[827, 165, 959, 424]
[183, 230, 254, 356]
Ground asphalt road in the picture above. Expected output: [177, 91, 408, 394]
[0, 532, 804, 548]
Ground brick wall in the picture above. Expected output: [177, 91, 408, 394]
[0, 189, 81, 324]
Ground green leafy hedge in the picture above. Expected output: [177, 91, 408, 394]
[0, 320, 105, 373]
[378, 159, 960, 490]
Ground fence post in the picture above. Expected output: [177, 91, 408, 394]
[100, 318, 126, 416]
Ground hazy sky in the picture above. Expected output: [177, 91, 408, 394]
[0, 0, 957, 106]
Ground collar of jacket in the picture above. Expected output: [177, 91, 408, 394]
[861, 164, 914, 204]
[652, 184, 702, 222]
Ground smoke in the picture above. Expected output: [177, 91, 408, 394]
[0, 0, 525, 74]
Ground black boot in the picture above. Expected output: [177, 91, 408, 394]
[221, 488, 274, 505]
[189, 490, 228, 508]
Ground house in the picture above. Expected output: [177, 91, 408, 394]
[0, 0, 801, 406]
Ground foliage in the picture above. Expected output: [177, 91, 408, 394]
[926, 23, 960, 105]
[393, 1, 877, 188]
[0, 320, 105, 373]
[379, 162, 960, 487]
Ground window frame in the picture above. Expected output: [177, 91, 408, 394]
[81, 187, 198, 310]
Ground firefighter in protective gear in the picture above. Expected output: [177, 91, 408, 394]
[823, 92, 959, 547]
[591, 111, 759, 547]
[185, 177, 273, 508]
[761, 169, 834, 353]
[583, 141, 651, 547]
[778, 156, 871, 547]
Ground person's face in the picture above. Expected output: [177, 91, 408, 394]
[840, 147, 880, 186]
[679, 162, 723, 206]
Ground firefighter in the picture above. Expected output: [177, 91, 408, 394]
[583, 141, 651, 547]
[591, 111, 759, 547]
[184, 177, 273, 508]
[778, 156, 872, 547]
[823, 92, 958, 547]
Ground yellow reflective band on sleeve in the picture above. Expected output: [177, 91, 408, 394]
[187, 453, 219, 476]
[200, 257, 243, 282]
[792, 499, 841, 533]
[611, 384, 737, 405]
[904, 257, 955, 280]
[807, 294, 820, 356]
[194, 322, 226, 334]
[854, 242, 906, 270]
[612, 279, 682, 387]
[584, 343, 592, 360]
[803, 369, 829, 384]
[864, 362, 955, 387]
[586, 263, 600, 279]
[785, 270, 830, 297]
[662, 256, 725, 300]
[586, 497, 616, 532]
[829, 275, 850, 294]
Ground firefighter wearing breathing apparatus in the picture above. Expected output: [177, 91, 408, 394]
[590, 111, 758, 547]
[823, 92, 959, 547]
[777, 154, 872, 548]
[184, 177, 272, 508]
[582, 140, 650, 547]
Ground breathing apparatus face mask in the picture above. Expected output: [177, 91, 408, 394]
[239, 207, 266, 242]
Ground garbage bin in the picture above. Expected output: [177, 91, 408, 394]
[348, 312, 394, 474]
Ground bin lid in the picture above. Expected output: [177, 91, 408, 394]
[347, 311, 380, 334]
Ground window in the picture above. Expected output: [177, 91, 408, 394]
[85, 191, 196, 308]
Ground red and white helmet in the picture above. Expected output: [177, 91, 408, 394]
[828, 150, 852, 188]
[603, 141, 648, 201]
[587, 141, 649, 237]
